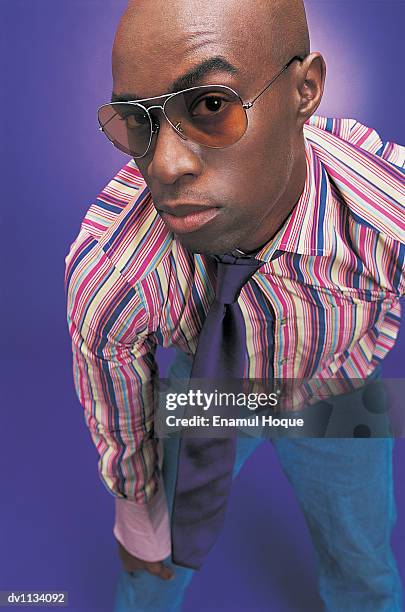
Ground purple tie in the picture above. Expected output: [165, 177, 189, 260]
[171, 252, 263, 569]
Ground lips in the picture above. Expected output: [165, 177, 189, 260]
[157, 203, 221, 234]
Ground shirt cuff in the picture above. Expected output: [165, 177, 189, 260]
[113, 481, 171, 562]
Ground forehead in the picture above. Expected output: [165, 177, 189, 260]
[112, 0, 273, 98]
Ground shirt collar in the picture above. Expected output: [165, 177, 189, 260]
[255, 133, 336, 264]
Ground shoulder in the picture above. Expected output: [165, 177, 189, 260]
[65, 160, 174, 287]
[80, 159, 155, 238]
[306, 115, 405, 168]
[304, 116, 404, 244]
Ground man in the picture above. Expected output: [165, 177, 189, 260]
[65, 0, 405, 609]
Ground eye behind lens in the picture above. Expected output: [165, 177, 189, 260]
[117, 109, 150, 128]
[192, 96, 229, 116]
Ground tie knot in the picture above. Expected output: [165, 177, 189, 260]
[213, 253, 263, 304]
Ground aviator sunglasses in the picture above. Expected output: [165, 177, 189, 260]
[97, 55, 303, 159]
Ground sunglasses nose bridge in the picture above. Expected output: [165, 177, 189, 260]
[147, 101, 188, 141]
[144, 104, 164, 131]
[147, 103, 165, 112]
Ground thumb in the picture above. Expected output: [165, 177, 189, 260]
[146, 561, 175, 581]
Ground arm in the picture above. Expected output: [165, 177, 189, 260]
[65, 226, 171, 563]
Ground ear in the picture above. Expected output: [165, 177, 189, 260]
[295, 52, 326, 126]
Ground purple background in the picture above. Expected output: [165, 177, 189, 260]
[1, 1, 404, 610]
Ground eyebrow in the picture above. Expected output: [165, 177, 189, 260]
[110, 56, 238, 102]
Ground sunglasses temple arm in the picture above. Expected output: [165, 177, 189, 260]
[244, 55, 304, 108]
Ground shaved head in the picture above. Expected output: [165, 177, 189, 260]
[120, 0, 310, 54]
[113, 0, 310, 97]
[111, 0, 324, 254]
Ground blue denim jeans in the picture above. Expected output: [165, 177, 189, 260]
[114, 351, 403, 611]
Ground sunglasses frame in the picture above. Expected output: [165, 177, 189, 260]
[97, 55, 304, 159]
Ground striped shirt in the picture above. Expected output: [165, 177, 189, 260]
[65, 116, 405, 560]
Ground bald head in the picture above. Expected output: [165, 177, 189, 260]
[113, 0, 310, 98]
[122, 0, 309, 54]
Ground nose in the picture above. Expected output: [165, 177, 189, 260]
[147, 112, 203, 185]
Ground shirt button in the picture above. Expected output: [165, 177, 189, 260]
[280, 318, 288, 325]
[280, 357, 289, 365]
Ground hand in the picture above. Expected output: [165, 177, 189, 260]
[116, 538, 175, 581]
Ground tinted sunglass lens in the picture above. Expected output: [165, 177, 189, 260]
[98, 103, 152, 158]
[164, 87, 248, 147]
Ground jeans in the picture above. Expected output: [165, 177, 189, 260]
[114, 351, 403, 611]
